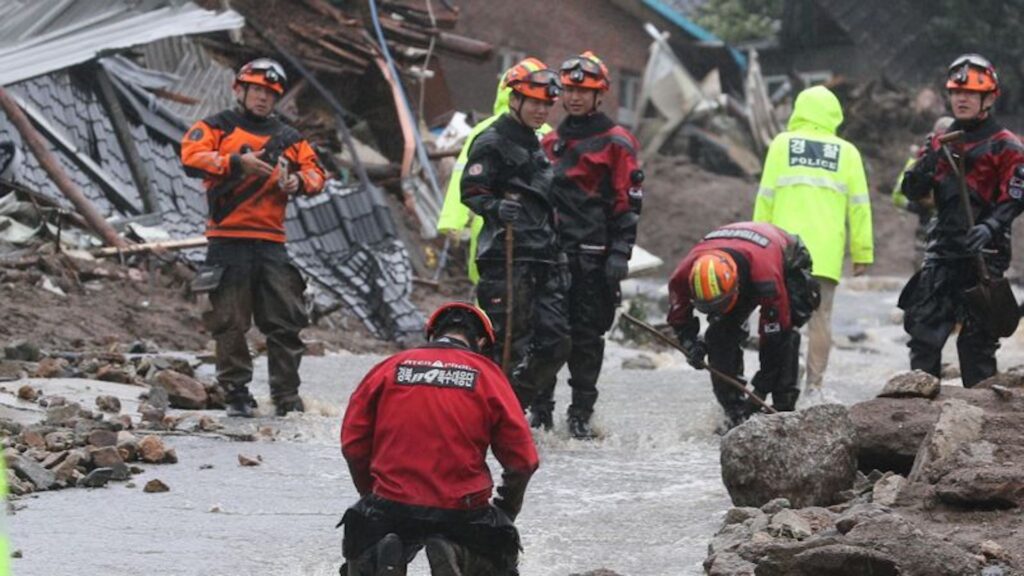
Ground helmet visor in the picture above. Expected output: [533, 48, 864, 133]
[561, 56, 603, 77]
[245, 59, 287, 86]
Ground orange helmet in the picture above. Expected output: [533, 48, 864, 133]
[946, 54, 998, 95]
[235, 58, 287, 95]
[689, 250, 739, 315]
[504, 57, 562, 102]
[560, 51, 610, 92]
[425, 302, 496, 350]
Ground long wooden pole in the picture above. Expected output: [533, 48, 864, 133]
[91, 236, 207, 258]
[619, 312, 777, 414]
[0, 87, 127, 248]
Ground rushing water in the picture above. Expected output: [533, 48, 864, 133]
[11, 281, 1024, 576]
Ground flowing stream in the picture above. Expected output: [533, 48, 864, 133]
[11, 280, 1024, 576]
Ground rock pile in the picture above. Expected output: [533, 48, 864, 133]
[705, 370, 1024, 575]
[4, 399, 176, 494]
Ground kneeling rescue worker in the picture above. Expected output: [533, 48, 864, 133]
[667, 222, 820, 429]
[340, 302, 539, 576]
[181, 58, 326, 417]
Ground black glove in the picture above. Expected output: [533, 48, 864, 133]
[917, 146, 940, 176]
[966, 223, 993, 252]
[680, 338, 707, 370]
[604, 252, 629, 282]
[497, 199, 522, 223]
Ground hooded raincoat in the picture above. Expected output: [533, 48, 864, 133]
[753, 86, 873, 282]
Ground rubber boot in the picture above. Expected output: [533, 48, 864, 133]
[225, 390, 256, 418]
[274, 395, 305, 417]
[425, 536, 463, 576]
[568, 415, 596, 440]
[375, 533, 405, 576]
[528, 406, 553, 430]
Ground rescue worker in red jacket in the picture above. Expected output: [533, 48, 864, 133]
[181, 58, 326, 417]
[532, 51, 643, 438]
[340, 302, 538, 576]
[461, 58, 571, 411]
[668, 222, 819, 429]
[898, 54, 1024, 387]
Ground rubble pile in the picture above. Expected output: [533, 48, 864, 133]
[705, 370, 1024, 575]
[3, 395, 178, 495]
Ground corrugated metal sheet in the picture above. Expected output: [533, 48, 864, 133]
[136, 36, 236, 122]
[0, 0, 243, 86]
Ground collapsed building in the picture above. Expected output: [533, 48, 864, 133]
[0, 0, 502, 341]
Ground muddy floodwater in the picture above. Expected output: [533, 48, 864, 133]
[11, 281, 1024, 575]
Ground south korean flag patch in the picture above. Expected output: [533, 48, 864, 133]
[1009, 165, 1024, 201]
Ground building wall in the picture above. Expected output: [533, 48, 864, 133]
[439, 0, 653, 126]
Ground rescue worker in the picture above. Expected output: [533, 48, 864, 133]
[340, 302, 538, 576]
[898, 54, 1024, 387]
[437, 71, 553, 284]
[753, 85, 874, 398]
[667, 222, 819, 429]
[891, 116, 954, 269]
[181, 58, 326, 417]
[530, 51, 643, 439]
[460, 58, 571, 410]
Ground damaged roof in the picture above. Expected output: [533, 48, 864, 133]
[0, 1, 426, 340]
[0, 0, 244, 86]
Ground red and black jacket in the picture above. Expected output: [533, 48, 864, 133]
[902, 115, 1024, 268]
[541, 112, 642, 257]
[181, 109, 325, 243]
[668, 222, 797, 341]
[341, 342, 539, 516]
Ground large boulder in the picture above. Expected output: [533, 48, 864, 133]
[849, 397, 940, 474]
[720, 404, 857, 508]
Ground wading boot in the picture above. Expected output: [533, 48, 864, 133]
[529, 407, 553, 430]
[274, 395, 305, 417]
[568, 415, 596, 440]
[225, 393, 256, 418]
[375, 533, 406, 576]
[425, 536, 463, 576]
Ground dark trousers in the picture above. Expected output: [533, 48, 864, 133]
[476, 260, 571, 409]
[705, 307, 801, 420]
[203, 239, 308, 402]
[531, 254, 619, 420]
[341, 495, 520, 575]
[900, 260, 999, 387]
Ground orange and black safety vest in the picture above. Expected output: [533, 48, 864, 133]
[181, 109, 325, 243]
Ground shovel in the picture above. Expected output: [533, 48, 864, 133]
[620, 312, 776, 414]
[938, 131, 1020, 338]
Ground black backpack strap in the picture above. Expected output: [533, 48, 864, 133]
[209, 124, 302, 224]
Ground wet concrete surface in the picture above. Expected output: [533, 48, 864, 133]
[10, 280, 1024, 575]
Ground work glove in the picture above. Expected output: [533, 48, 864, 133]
[966, 223, 993, 253]
[679, 338, 707, 370]
[604, 252, 630, 282]
[914, 147, 940, 179]
[497, 198, 522, 224]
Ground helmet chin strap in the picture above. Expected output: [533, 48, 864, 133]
[511, 93, 527, 125]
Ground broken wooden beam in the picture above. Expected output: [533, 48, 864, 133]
[91, 236, 207, 258]
[0, 87, 128, 249]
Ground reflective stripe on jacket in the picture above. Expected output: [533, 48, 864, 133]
[753, 86, 873, 282]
